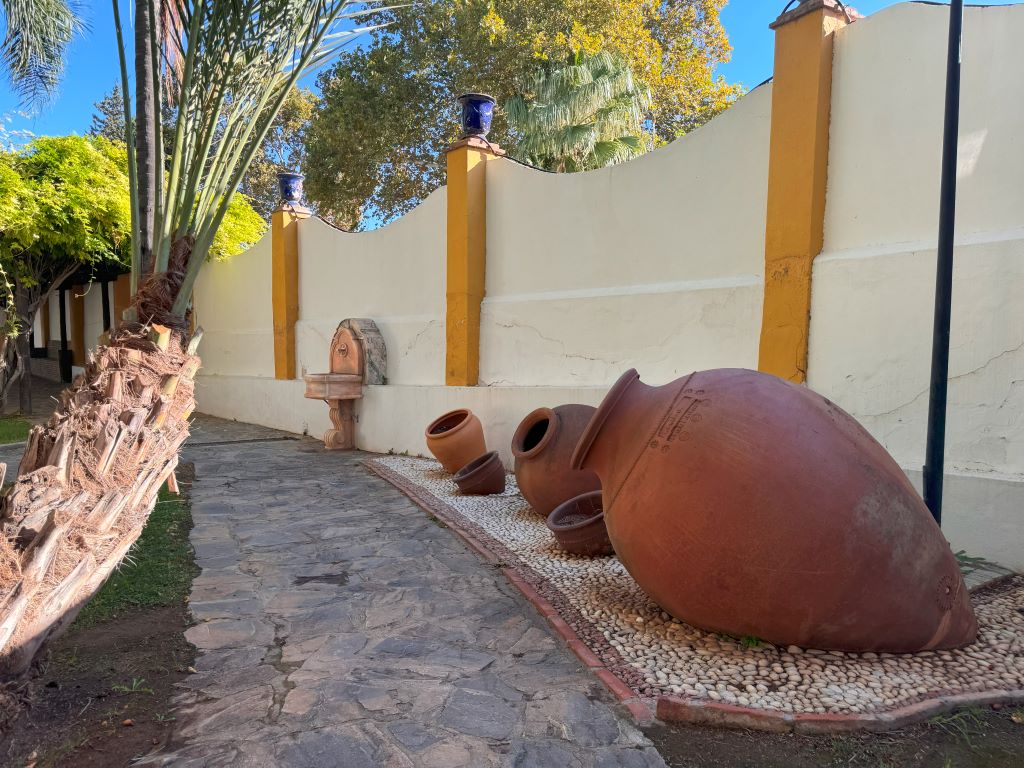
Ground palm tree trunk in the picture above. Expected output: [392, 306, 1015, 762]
[0, 323, 199, 677]
[135, 0, 160, 277]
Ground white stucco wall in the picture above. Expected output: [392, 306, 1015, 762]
[481, 83, 771, 387]
[295, 187, 446, 385]
[193, 231, 275, 378]
[47, 294, 61, 344]
[809, 3, 1024, 568]
[32, 307, 44, 346]
[82, 284, 105, 353]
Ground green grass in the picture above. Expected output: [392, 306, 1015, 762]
[111, 677, 154, 695]
[928, 707, 988, 749]
[74, 488, 197, 628]
[0, 415, 31, 444]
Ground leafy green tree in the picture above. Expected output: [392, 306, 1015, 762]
[0, 134, 264, 412]
[306, 0, 741, 227]
[240, 87, 318, 220]
[0, 136, 130, 410]
[506, 50, 651, 172]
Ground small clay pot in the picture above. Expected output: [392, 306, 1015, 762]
[546, 491, 613, 557]
[425, 409, 486, 473]
[454, 451, 506, 495]
[511, 404, 601, 517]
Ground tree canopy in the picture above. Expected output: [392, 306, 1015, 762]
[89, 83, 129, 144]
[0, 135, 132, 282]
[305, 0, 741, 228]
[240, 87, 318, 220]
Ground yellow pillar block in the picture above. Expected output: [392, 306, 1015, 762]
[272, 205, 310, 380]
[444, 137, 503, 386]
[758, 0, 857, 383]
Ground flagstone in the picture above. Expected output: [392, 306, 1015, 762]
[145, 416, 664, 766]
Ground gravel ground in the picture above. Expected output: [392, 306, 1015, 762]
[373, 455, 1024, 718]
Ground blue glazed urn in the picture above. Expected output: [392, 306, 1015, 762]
[457, 93, 496, 139]
[277, 171, 305, 205]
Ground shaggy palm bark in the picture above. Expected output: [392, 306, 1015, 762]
[0, 263, 197, 677]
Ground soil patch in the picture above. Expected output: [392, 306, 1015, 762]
[647, 705, 1024, 768]
[1, 605, 195, 767]
[1, 464, 198, 767]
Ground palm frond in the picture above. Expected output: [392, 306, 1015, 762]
[506, 50, 651, 172]
[112, 1, 391, 316]
[1, 0, 84, 109]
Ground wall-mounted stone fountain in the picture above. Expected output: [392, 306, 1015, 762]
[303, 318, 386, 449]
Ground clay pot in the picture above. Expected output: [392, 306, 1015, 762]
[511, 405, 601, 517]
[454, 451, 506, 495]
[571, 368, 977, 653]
[425, 409, 486, 473]
[546, 491, 613, 557]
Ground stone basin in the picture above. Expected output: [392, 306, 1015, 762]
[303, 372, 363, 401]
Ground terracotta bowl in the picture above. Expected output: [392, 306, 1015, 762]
[454, 451, 506, 495]
[545, 491, 613, 557]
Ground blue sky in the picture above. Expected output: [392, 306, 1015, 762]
[0, 1, 1016, 143]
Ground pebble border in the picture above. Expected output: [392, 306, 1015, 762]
[365, 458, 1024, 733]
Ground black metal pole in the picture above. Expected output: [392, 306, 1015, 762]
[101, 279, 112, 332]
[58, 288, 68, 352]
[923, 0, 964, 526]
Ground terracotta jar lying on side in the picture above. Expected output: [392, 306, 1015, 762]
[425, 409, 486, 474]
[571, 368, 978, 653]
[454, 451, 506, 495]
[511, 404, 601, 517]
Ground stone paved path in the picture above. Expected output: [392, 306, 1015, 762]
[148, 417, 665, 767]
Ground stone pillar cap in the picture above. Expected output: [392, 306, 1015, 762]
[770, 0, 862, 30]
[274, 203, 312, 215]
[443, 136, 506, 157]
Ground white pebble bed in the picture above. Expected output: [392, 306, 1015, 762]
[373, 456, 1024, 715]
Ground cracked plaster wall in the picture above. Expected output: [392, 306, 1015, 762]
[295, 188, 447, 385]
[809, 4, 1024, 567]
[480, 83, 772, 387]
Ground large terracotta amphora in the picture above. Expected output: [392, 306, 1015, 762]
[512, 405, 601, 516]
[571, 368, 977, 653]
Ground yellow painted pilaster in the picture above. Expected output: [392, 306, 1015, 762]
[112, 273, 132, 327]
[758, 0, 857, 382]
[272, 205, 310, 380]
[444, 137, 503, 386]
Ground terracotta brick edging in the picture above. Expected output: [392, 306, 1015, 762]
[656, 690, 1024, 734]
[364, 459, 1024, 734]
